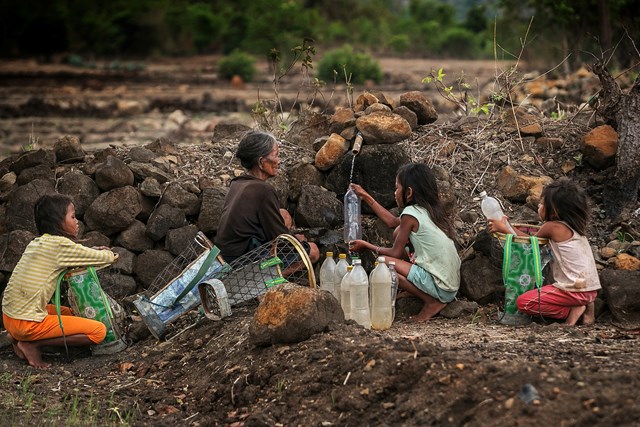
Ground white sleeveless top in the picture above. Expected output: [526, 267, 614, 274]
[548, 222, 601, 292]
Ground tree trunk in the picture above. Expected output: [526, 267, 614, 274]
[591, 60, 640, 221]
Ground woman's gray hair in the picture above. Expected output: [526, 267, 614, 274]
[235, 130, 277, 169]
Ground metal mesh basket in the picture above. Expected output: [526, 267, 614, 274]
[199, 234, 316, 319]
[147, 232, 214, 295]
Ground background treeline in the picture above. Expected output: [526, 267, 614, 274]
[0, 0, 637, 70]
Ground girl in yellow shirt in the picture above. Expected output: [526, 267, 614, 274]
[2, 194, 116, 369]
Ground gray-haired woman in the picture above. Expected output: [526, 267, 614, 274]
[216, 130, 319, 264]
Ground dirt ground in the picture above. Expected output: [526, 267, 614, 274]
[1, 56, 640, 426]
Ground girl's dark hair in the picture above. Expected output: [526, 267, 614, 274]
[34, 193, 75, 238]
[236, 130, 277, 169]
[540, 178, 589, 235]
[397, 163, 455, 240]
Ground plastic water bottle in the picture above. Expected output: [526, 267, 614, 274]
[388, 261, 398, 321]
[370, 257, 393, 330]
[349, 259, 371, 329]
[334, 253, 349, 300]
[340, 265, 353, 320]
[319, 252, 337, 297]
[344, 187, 361, 243]
[480, 191, 516, 235]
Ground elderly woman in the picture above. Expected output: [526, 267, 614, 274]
[216, 130, 319, 264]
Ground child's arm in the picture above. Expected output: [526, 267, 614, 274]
[57, 239, 117, 268]
[535, 221, 573, 242]
[350, 183, 400, 229]
[488, 216, 527, 236]
[350, 214, 415, 259]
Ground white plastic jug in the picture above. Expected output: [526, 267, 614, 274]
[319, 251, 337, 297]
[349, 259, 371, 329]
[370, 257, 393, 330]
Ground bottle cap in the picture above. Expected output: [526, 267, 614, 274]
[389, 261, 396, 265]
[339, 253, 347, 259]
[347, 265, 353, 271]
[326, 251, 333, 257]
[479, 191, 487, 197]
[377, 256, 386, 263]
[353, 258, 362, 264]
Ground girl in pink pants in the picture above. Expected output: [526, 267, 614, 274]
[489, 178, 600, 326]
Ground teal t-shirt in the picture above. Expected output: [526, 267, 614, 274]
[401, 205, 460, 292]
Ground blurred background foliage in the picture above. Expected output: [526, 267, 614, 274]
[0, 0, 637, 71]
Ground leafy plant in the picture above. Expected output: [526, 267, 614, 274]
[422, 68, 493, 116]
[317, 45, 382, 85]
[217, 50, 257, 82]
[252, 38, 325, 135]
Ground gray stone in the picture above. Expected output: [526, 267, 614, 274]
[17, 164, 54, 186]
[128, 146, 157, 163]
[249, 283, 344, 346]
[5, 179, 56, 233]
[145, 204, 186, 241]
[134, 249, 175, 289]
[54, 135, 85, 162]
[116, 220, 155, 252]
[112, 247, 136, 274]
[128, 161, 173, 183]
[140, 177, 163, 198]
[95, 156, 135, 191]
[96, 271, 138, 299]
[160, 182, 201, 216]
[325, 144, 410, 210]
[600, 268, 640, 329]
[440, 299, 479, 319]
[197, 187, 228, 233]
[9, 149, 55, 175]
[0, 230, 35, 272]
[84, 186, 142, 235]
[211, 123, 251, 144]
[287, 162, 325, 201]
[393, 105, 418, 131]
[165, 225, 200, 256]
[296, 185, 342, 229]
[459, 253, 503, 304]
[57, 171, 100, 217]
[287, 110, 330, 152]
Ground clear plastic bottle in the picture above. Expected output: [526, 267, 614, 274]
[349, 259, 371, 329]
[340, 265, 353, 320]
[388, 261, 398, 321]
[480, 191, 516, 235]
[334, 253, 350, 300]
[319, 251, 337, 297]
[370, 257, 393, 330]
[343, 187, 362, 243]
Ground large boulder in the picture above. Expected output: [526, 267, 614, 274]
[295, 185, 343, 229]
[325, 144, 410, 209]
[600, 269, 640, 329]
[9, 149, 55, 175]
[197, 187, 228, 233]
[287, 162, 325, 201]
[145, 204, 186, 241]
[249, 283, 344, 346]
[16, 164, 54, 186]
[5, 179, 56, 233]
[57, 171, 100, 217]
[84, 186, 142, 235]
[134, 249, 175, 289]
[96, 271, 138, 299]
[459, 253, 503, 304]
[115, 220, 155, 252]
[287, 110, 330, 152]
[356, 111, 412, 145]
[399, 91, 438, 125]
[0, 230, 35, 272]
[160, 182, 200, 216]
[54, 135, 85, 162]
[165, 224, 200, 256]
[314, 133, 350, 172]
[95, 156, 135, 191]
[581, 124, 618, 170]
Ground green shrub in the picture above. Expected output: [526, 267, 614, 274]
[438, 27, 478, 58]
[317, 45, 382, 85]
[217, 50, 257, 82]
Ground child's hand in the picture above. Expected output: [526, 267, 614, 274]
[348, 239, 367, 253]
[350, 183, 369, 200]
[488, 216, 510, 234]
[92, 246, 112, 251]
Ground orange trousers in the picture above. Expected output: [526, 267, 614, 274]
[3, 304, 106, 344]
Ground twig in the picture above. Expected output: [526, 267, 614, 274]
[343, 371, 351, 386]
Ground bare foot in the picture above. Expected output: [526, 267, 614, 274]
[16, 341, 51, 369]
[6, 333, 26, 360]
[565, 305, 586, 326]
[581, 302, 595, 326]
[410, 301, 446, 322]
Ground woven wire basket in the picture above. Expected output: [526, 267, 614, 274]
[147, 232, 214, 296]
[199, 234, 316, 319]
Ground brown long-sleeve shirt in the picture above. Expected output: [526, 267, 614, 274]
[215, 175, 287, 258]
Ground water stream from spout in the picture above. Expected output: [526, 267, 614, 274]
[348, 153, 356, 184]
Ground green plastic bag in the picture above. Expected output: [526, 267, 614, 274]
[65, 267, 128, 354]
[500, 234, 543, 325]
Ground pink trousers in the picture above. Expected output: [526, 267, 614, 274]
[516, 285, 598, 319]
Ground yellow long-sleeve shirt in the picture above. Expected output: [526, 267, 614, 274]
[2, 234, 116, 322]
